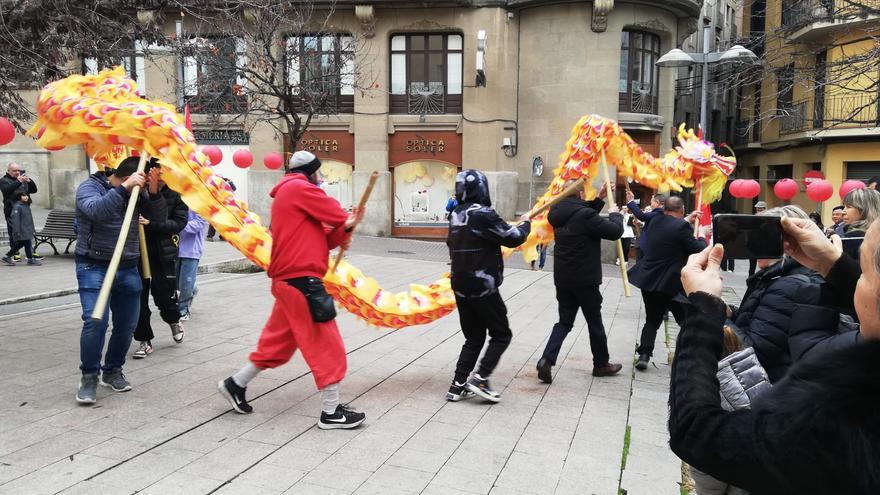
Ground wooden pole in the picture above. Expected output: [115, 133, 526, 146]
[138, 224, 151, 280]
[524, 177, 586, 220]
[623, 181, 642, 238]
[332, 171, 379, 272]
[600, 149, 631, 297]
[91, 153, 150, 320]
[693, 179, 703, 238]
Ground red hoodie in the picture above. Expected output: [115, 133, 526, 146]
[267, 174, 350, 280]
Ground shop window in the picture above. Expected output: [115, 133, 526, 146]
[181, 36, 248, 114]
[767, 164, 793, 185]
[393, 161, 458, 225]
[84, 41, 146, 93]
[287, 34, 355, 114]
[390, 33, 463, 115]
[619, 30, 660, 115]
[320, 161, 354, 210]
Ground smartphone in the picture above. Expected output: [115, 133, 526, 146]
[712, 214, 784, 260]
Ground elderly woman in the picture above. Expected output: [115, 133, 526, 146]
[840, 187, 880, 259]
[668, 217, 880, 494]
[729, 205, 857, 382]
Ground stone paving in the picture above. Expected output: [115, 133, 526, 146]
[0, 232, 750, 495]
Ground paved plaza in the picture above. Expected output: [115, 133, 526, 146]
[0, 211, 750, 495]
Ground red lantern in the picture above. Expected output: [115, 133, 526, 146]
[741, 179, 761, 199]
[774, 178, 798, 201]
[0, 117, 15, 146]
[729, 179, 744, 198]
[840, 179, 866, 200]
[233, 149, 253, 168]
[263, 152, 284, 170]
[202, 145, 223, 166]
[806, 179, 833, 202]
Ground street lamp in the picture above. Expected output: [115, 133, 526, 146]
[656, 22, 758, 133]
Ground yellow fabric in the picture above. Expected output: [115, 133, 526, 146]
[29, 71, 732, 328]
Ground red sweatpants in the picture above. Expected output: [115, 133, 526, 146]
[249, 279, 347, 389]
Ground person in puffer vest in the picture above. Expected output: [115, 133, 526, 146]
[446, 169, 530, 404]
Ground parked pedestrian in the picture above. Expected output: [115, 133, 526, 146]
[73, 157, 163, 404]
[840, 187, 880, 260]
[218, 150, 367, 429]
[177, 210, 208, 321]
[446, 170, 530, 403]
[535, 181, 623, 383]
[748, 201, 767, 276]
[1, 162, 40, 262]
[530, 243, 548, 271]
[619, 206, 635, 266]
[206, 176, 236, 241]
[2, 191, 40, 266]
[132, 161, 188, 359]
[627, 196, 707, 371]
[824, 205, 846, 237]
[668, 216, 880, 494]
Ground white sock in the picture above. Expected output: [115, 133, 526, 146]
[321, 383, 340, 414]
[232, 362, 262, 388]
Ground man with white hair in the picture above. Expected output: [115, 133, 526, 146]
[218, 150, 367, 429]
[1, 163, 39, 261]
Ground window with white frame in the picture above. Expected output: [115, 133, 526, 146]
[390, 33, 463, 114]
[83, 41, 146, 94]
[181, 37, 247, 114]
[286, 34, 355, 113]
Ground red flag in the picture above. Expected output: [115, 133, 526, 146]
[184, 104, 192, 131]
[700, 202, 713, 244]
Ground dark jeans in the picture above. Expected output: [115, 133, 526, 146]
[621, 238, 633, 263]
[542, 284, 610, 367]
[134, 259, 180, 342]
[5, 219, 18, 256]
[76, 261, 142, 374]
[6, 239, 32, 259]
[637, 290, 688, 357]
[453, 292, 513, 384]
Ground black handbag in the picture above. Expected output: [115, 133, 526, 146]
[286, 277, 337, 323]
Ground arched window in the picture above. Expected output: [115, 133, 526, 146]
[619, 30, 660, 115]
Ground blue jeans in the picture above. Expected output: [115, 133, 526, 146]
[176, 257, 199, 316]
[76, 261, 142, 375]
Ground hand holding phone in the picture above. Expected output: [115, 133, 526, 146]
[712, 214, 784, 260]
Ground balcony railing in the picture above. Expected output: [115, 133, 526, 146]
[390, 82, 462, 115]
[778, 92, 880, 134]
[184, 92, 248, 114]
[618, 81, 658, 115]
[782, 0, 880, 30]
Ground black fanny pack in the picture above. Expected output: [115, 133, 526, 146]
[286, 277, 337, 323]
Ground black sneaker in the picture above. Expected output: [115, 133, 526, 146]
[446, 381, 473, 402]
[536, 357, 552, 384]
[217, 377, 252, 414]
[635, 353, 650, 371]
[465, 375, 501, 403]
[318, 404, 366, 430]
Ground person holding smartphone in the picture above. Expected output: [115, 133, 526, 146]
[0, 163, 39, 262]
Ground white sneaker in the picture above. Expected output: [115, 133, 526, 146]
[132, 340, 153, 359]
[171, 323, 185, 343]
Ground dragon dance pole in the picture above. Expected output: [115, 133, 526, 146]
[332, 171, 379, 273]
[693, 179, 703, 238]
[91, 152, 150, 320]
[600, 149, 631, 297]
[524, 177, 586, 220]
[138, 225, 152, 280]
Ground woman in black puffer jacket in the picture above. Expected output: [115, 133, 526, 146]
[729, 205, 860, 383]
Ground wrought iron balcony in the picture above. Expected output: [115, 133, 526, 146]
[618, 81, 658, 115]
[782, 0, 880, 37]
[184, 92, 248, 115]
[390, 82, 462, 115]
[778, 92, 880, 135]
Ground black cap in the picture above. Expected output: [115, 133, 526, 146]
[109, 157, 141, 178]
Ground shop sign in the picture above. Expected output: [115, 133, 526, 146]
[295, 131, 354, 164]
[193, 129, 249, 145]
[389, 131, 462, 166]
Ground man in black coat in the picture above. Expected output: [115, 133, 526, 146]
[133, 160, 189, 358]
[627, 196, 707, 370]
[669, 218, 880, 494]
[1, 163, 39, 260]
[626, 190, 666, 261]
[536, 182, 624, 383]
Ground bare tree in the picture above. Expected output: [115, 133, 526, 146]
[166, 0, 374, 168]
[0, 0, 168, 130]
[725, 0, 880, 138]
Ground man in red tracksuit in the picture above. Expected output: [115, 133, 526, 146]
[218, 150, 366, 429]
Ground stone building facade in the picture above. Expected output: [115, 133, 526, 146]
[1, 0, 701, 238]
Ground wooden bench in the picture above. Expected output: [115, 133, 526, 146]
[33, 210, 77, 255]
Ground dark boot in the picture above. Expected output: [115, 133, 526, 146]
[635, 353, 650, 371]
[592, 363, 623, 377]
[536, 357, 552, 384]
